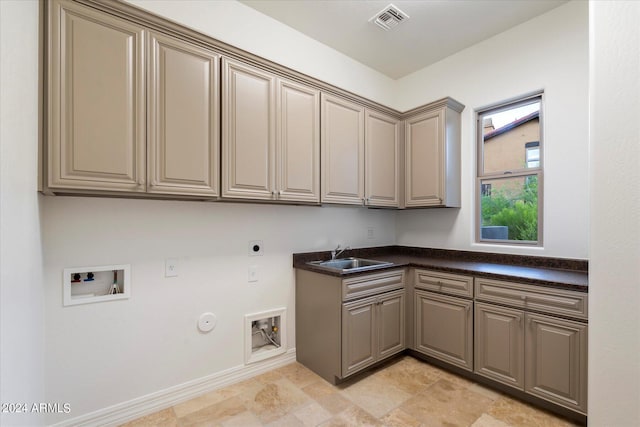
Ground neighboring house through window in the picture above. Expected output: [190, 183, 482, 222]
[477, 92, 543, 244]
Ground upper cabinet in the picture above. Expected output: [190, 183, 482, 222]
[321, 94, 365, 205]
[46, 0, 146, 192]
[321, 95, 401, 207]
[45, 0, 222, 197]
[222, 58, 320, 203]
[147, 32, 220, 197]
[404, 99, 464, 208]
[276, 79, 321, 203]
[221, 58, 276, 200]
[365, 109, 400, 207]
[43, 0, 463, 209]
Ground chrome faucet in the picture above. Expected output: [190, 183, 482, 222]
[331, 244, 350, 260]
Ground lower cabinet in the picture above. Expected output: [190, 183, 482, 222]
[414, 290, 473, 371]
[296, 267, 588, 416]
[525, 312, 588, 413]
[342, 289, 405, 377]
[378, 291, 406, 358]
[295, 268, 405, 384]
[412, 269, 474, 371]
[475, 302, 524, 388]
[474, 278, 588, 415]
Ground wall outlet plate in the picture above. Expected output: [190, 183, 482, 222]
[248, 240, 263, 256]
[367, 227, 375, 239]
[165, 258, 179, 277]
[248, 265, 258, 283]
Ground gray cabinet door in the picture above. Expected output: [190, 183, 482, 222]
[222, 58, 276, 200]
[342, 297, 377, 377]
[276, 79, 320, 203]
[365, 109, 400, 207]
[404, 103, 462, 208]
[377, 290, 405, 359]
[321, 93, 365, 205]
[147, 32, 220, 197]
[405, 108, 444, 207]
[474, 302, 524, 389]
[525, 313, 587, 414]
[415, 290, 473, 371]
[48, 0, 145, 192]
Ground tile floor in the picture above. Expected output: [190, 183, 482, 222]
[122, 356, 579, 427]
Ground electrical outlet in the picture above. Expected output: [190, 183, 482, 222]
[165, 258, 179, 277]
[367, 227, 375, 240]
[249, 240, 264, 256]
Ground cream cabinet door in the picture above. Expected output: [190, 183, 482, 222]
[405, 108, 444, 207]
[222, 58, 276, 200]
[415, 290, 473, 371]
[525, 313, 587, 414]
[321, 94, 365, 205]
[474, 302, 525, 389]
[47, 0, 145, 192]
[365, 109, 400, 207]
[276, 79, 320, 203]
[147, 32, 219, 197]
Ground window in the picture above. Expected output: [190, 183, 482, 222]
[477, 93, 543, 245]
[481, 183, 492, 197]
[525, 142, 540, 168]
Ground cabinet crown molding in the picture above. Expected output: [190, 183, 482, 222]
[403, 97, 466, 118]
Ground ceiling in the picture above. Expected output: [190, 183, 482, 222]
[239, 0, 567, 79]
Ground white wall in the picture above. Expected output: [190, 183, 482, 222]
[125, 0, 397, 108]
[588, 1, 640, 425]
[394, 1, 589, 259]
[0, 1, 45, 426]
[42, 198, 395, 422]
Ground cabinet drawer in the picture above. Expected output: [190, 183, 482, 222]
[414, 269, 473, 298]
[342, 269, 404, 302]
[475, 278, 588, 320]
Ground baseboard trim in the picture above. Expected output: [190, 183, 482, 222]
[51, 348, 297, 427]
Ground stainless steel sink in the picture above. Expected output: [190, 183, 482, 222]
[306, 257, 393, 273]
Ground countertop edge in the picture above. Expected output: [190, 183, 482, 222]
[292, 248, 588, 292]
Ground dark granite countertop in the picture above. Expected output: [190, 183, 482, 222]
[293, 246, 588, 292]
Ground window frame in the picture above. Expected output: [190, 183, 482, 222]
[476, 91, 544, 246]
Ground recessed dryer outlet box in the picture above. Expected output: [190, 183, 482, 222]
[248, 240, 264, 256]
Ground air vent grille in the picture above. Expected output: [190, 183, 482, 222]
[369, 4, 410, 31]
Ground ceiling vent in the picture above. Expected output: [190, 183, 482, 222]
[369, 4, 410, 31]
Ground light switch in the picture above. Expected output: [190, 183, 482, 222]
[248, 265, 258, 283]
